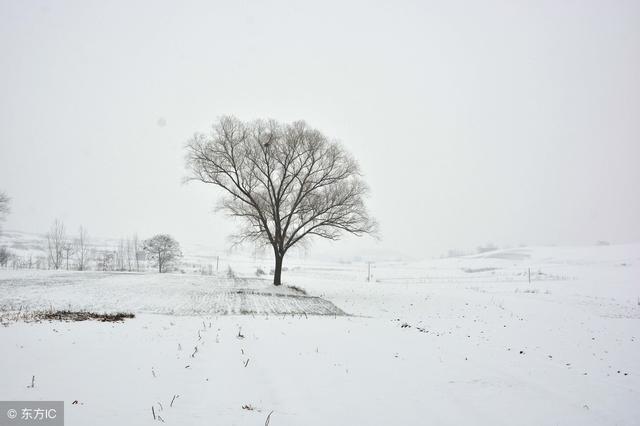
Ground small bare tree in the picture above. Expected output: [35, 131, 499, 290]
[75, 226, 90, 271]
[62, 241, 74, 270]
[185, 116, 377, 286]
[143, 234, 182, 273]
[115, 238, 126, 271]
[46, 219, 66, 270]
[0, 246, 10, 268]
[0, 191, 10, 234]
[125, 237, 139, 271]
[125, 238, 131, 271]
[97, 250, 115, 271]
[132, 233, 140, 271]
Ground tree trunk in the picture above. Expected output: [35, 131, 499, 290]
[273, 253, 283, 286]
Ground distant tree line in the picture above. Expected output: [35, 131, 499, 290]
[0, 215, 182, 274]
[42, 219, 149, 272]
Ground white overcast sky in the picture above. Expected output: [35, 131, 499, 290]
[1, 0, 638, 258]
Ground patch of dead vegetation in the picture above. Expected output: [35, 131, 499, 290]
[287, 285, 308, 295]
[38, 310, 134, 322]
[1, 308, 134, 324]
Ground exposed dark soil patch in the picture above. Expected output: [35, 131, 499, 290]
[37, 310, 135, 322]
[287, 285, 308, 295]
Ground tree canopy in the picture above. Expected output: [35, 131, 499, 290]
[143, 234, 182, 273]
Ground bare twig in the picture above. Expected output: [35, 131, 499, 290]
[170, 395, 179, 407]
[265, 410, 274, 426]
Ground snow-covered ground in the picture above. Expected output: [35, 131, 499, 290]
[0, 243, 639, 425]
[0, 271, 344, 316]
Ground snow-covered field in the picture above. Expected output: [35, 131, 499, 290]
[0, 244, 639, 425]
[0, 272, 344, 316]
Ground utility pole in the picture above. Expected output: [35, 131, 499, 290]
[367, 262, 372, 282]
[528, 267, 531, 285]
[216, 256, 219, 273]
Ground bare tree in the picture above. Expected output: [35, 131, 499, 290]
[0, 246, 10, 268]
[35, 256, 46, 270]
[125, 237, 136, 271]
[46, 219, 66, 270]
[0, 192, 10, 266]
[62, 241, 74, 270]
[142, 234, 182, 273]
[97, 250, 115, 271]
[75, 226, 90, 271]
[115, 238, 126, 271]
[132, 233, 140, 271]
[0, 191, 10, 234]
[185, 116, 377, 286]
[125, 238, 131, 271]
